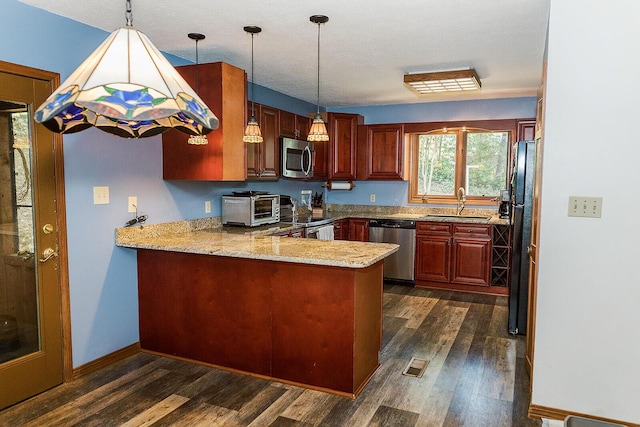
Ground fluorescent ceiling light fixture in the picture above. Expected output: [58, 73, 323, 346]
[34, 0, 218, 139]
[404, 69, 481, 94]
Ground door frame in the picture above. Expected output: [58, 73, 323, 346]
[0, 60, 72, 382]
[525, 61, 547, 385]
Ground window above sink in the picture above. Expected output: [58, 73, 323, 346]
[406, 119, 520, 206]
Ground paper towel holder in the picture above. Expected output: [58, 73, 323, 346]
[322, 181, 355, 191]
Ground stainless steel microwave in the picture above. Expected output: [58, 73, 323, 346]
[280, 137, 314, 179]
[221, 192, 280, 227]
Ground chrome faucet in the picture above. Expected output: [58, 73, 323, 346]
[456, 187, 466, 215]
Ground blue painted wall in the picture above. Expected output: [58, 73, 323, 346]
[2, 0, 536, 366]
[331, 97, 536, 125]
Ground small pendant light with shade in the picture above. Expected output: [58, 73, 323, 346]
[307, 15, 330, 142]
[243, 26, 263, 144]
[187, 32, 208, 145]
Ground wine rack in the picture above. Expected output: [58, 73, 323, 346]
[491, 224, 511, 287]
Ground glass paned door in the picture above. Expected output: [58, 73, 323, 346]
[0, 64, 63, 410]
[0, 104, 40, 364]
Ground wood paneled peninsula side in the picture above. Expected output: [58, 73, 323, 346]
[115, 218, 398, 398]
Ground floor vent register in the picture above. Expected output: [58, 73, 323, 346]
[402, 357, 429, 378]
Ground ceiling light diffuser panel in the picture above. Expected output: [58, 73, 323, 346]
[404, 69, 481, 95]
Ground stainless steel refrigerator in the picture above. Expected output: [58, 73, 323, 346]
[508, 140, 536, 335]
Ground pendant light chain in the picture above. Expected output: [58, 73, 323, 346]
[251, 32, 256, 117]
[316, 21, 321, 114]
[125, 0, 133, 26]
[195, 37, 200, 93]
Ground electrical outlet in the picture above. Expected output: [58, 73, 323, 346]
[205, 200, 211, 214]
[128, 196, 137, 213]
[370, 194, 376, 203]
[568, 196, 602, 218]
[93, 186, 109, 205]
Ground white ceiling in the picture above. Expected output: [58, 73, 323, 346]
[19, 0, 550, 108]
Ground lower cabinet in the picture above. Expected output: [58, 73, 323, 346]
[333, 219, 349, 240]
[348, 218, 369, 242]
[416, 221, 494, 292]
[415, 222, 451, 282]
[451, 224, 492, 286]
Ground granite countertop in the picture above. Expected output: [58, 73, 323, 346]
[115, 218, 398, 269]
[325, 204, 510, 225]
[114, 204, 508, 268]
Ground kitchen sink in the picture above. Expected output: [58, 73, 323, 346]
[421, 214, 492, 221]
[279, 217, 335, 228]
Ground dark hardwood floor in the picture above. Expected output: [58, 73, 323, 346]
[0, 285, 540, 426]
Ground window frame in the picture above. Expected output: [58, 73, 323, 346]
[407, 119, 518, 206]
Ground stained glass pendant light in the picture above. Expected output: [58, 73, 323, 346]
[34, 0, 218, 139]
[243, 26, 263, 143]
[307, 15, 329, 143]
[187, 32, 208, 145]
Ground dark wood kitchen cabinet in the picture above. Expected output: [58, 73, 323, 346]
[451, 224, 492, 286]
[312, 137, 330, 181]
[280, 110, 310, 140]
[333, 219, 349, 240]
[415, 222, 452, 283]
[163, 62, 247, 181]
[357, 124, 405, 180]
[247, 103, 279, 180]
[348, 218, 369, 242]
[324, 113, 364, 181]
[416, 221, 498, 294]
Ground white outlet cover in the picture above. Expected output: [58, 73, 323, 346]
[568, 196, 602, 218]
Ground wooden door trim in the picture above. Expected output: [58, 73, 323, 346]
[0, 60, 72, 382]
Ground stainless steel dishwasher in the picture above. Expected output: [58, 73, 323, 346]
[368, 219, 416, 285]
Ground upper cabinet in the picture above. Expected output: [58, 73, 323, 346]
[357, 124, 405, 181]
[517, 119, 536, 142]
[280, 110, 310, 140]
[247, 103, 279, 180]
[326, 112, 363, 181]
[162, 62, 247, 181]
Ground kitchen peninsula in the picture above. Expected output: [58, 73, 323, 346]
[116, 218, 398, 398]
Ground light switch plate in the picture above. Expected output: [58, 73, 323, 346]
[568, 196, 602, 218]
[93, 186, 109, 205]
